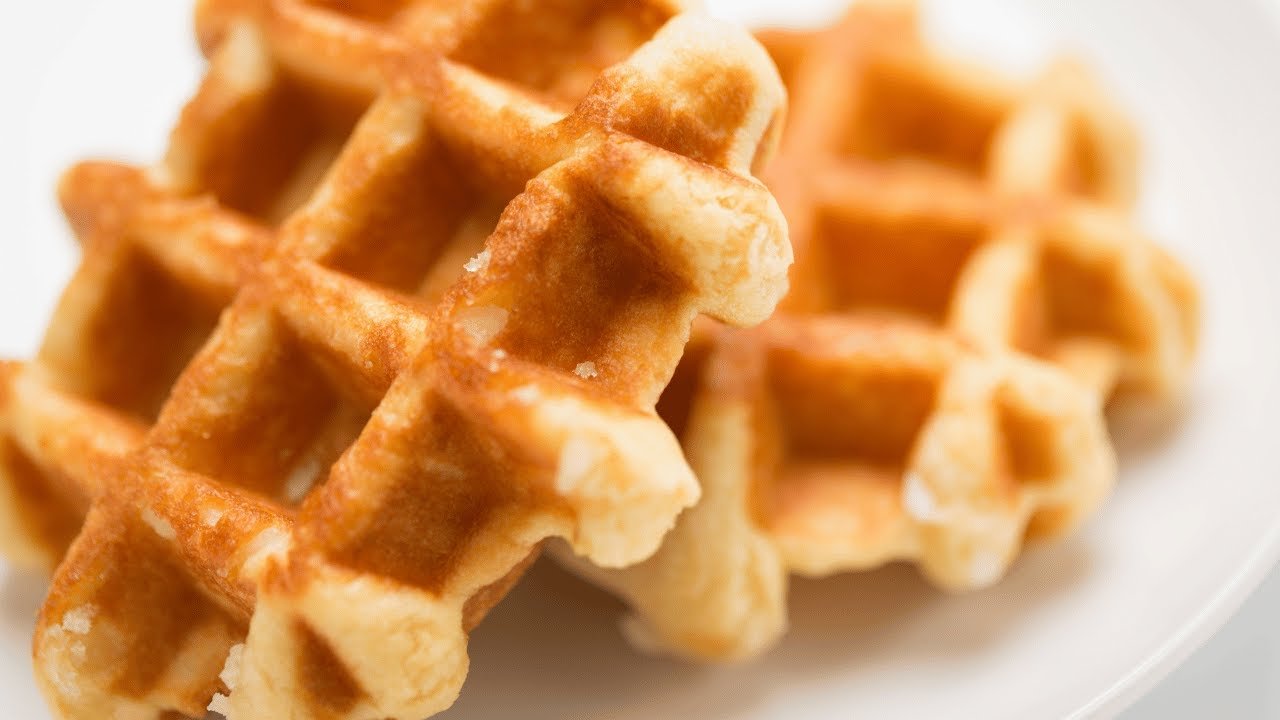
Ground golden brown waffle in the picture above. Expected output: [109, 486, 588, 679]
[0, 1, 789, 717]
[563, 0, 1199, 661]
[762, 0, 1197, 397]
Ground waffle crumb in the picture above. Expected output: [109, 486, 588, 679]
[574, 362, 599, 379]
[463, 249, 491, 273]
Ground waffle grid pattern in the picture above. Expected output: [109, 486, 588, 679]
[566, 0, 1198, 662]
[0, 1, 789, 717]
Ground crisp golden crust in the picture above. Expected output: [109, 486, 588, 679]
[0, 1, 788, 718]
[568, 316, 1114, 660]
[568, 0, 1197, 662]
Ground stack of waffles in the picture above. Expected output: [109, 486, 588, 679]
[0, 0, 1199, 717]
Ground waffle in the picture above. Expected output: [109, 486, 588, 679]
[0, 1, 789, 717]
[564, 0, 1199, 661]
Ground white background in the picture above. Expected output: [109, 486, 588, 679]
[1, 1, 1279, 718]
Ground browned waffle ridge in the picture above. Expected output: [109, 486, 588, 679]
[562, 0, 1198, 662]
[0, 1, 790, 717]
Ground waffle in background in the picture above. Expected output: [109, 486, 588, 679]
[0, 0, 790, 717]
[563, 0, 1199, 662]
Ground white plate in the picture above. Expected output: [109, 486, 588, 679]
[2, 1, 1278, 718]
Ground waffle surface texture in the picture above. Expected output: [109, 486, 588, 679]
[0, 0, 790, 717]
[566, 0, 1199, 661]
